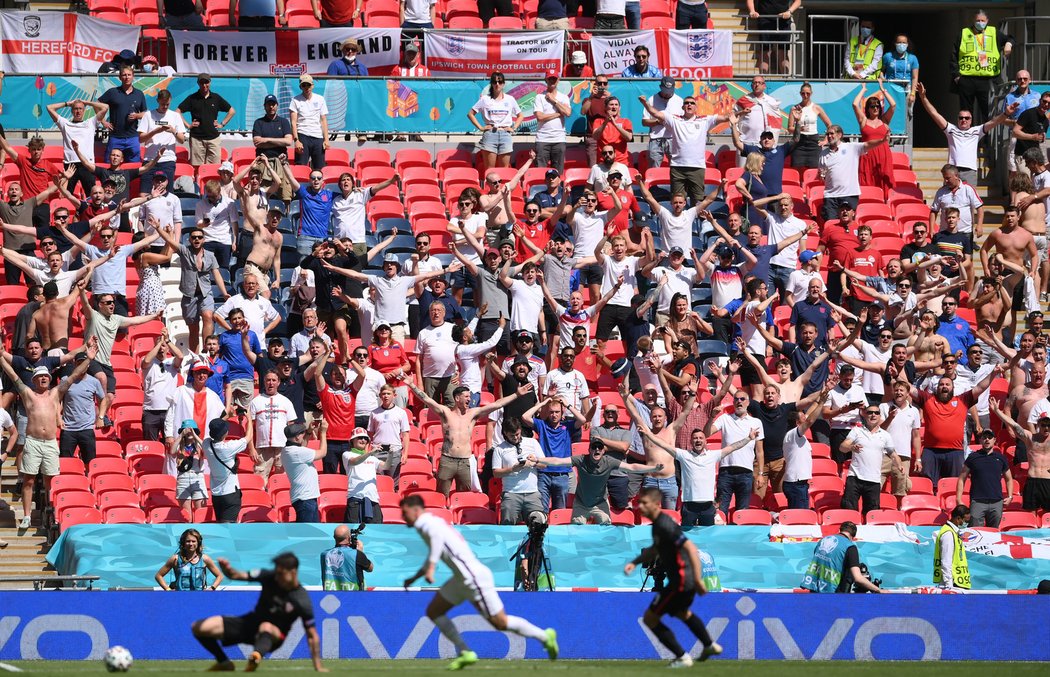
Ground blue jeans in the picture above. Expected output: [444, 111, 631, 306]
[624, 1, 640, 29]
[641, 476, 679, 509]
[296, 135, 326, 170]
[107, 135, 141, 163]
[676, 2, 709, 29]
[716, 470, 753, 515]
[782, 480, 810, 509]
[297, 235, 325, 258]
[293, 497, 319, 523]
[680, 501, 716, 526]
[538, 472, 570, 512]
[140, 161, 175, 193]
[768, 264, 793, 303]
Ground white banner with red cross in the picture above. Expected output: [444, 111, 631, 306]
[423, 30, 564, 78]
[171, 27, 402, 76]
[0, 11, 140, 73]
[589, 29, 733, 79]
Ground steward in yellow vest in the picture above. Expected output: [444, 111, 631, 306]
[845, 20, 883, 80]
[933, 504, 972, 590]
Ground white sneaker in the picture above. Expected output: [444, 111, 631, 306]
[18, 516, 30, 530]
[0, 540, 8, 549]
[699, 642, 723, 661]
[668, 654, 694, 668]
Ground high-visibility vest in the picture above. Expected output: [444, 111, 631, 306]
[848, 36, 883, 79]
[933, 523, 971, 589]
[958, 26, 1001, 77]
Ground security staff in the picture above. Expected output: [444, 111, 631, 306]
[800, 521, 883, 593]
[951, 9, 1014, 125]
[320, 524, 374, 591]
[934, 504, 972, 590]
[844, 19, 883, 80]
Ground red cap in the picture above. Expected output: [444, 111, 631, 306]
[545, 68, 559, 79]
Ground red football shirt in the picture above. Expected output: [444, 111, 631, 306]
[845, 246, 884, 302]
[319, 382, 355, 441]
[596, 188, 639, 235]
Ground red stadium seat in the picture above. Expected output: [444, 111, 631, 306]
[50, 475, 92, 502]
[778, 509, 818, 525]
[137, 473, 176, 493]
[92, 473, 135, 496]
[239, 507, 278, 523]
[59, 457, 87, 476]
[821, 509, 862, 527]
[456, 507, 498, 524]
[548, 508, 573, 525]
[864, 509, 906, 525]
[998, 512, 1039, 531]
[732, 509, 772, 525]
[907, 509, 946, 526]
[901, 494, 940, 515]
[103, 506, 147, 524]
[318, 492, 347, 523]
[240, 489, 273, 508]
[149, 507, 189, 524]
[52, 491, 97, 518]
[58, 507, 103, 530]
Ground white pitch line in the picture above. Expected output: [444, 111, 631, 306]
[0, 662, 23, 672]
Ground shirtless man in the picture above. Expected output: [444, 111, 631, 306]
[1010, 173, 1049, 301]
[28, 281, 80, 352]
[909, 311, 952, 367]
[620, 381, 685, 508]
[0, 337, 97, 529]
[1006, 364, 1049, 465]
[969, 258, 1012, 351]
[477, 152, 534, 242]
[243, 207, 284, 298]
[232, 157, 280, 266]
[732, 337, 834, 402]
[989, 400, 1050, 513]
[981, 206, 1037, 306]
[406, 381, 532, 497]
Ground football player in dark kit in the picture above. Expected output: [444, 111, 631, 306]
[191, 552, 326, 672]
[624, 487, 723, 668]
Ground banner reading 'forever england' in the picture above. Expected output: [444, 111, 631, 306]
[424, 30, 564, 77]
[590, 29, 733, 79]
[171, 28, 402, 76]
[0, 11, 140, 73]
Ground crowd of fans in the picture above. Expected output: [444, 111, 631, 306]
[0, 5, 1049, 547]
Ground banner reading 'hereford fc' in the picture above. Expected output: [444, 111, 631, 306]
[0, 11, 140, 73]
[424, 30, 564, 77]
[171, 28, 401, 76]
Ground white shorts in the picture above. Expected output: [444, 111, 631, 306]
[438, 567, 503, 617]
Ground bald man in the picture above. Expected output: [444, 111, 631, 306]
[320, 525, 373, 591]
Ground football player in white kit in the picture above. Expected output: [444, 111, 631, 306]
[400, 494, 559, 670]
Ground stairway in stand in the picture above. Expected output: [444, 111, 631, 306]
[0, 459, 57, 589]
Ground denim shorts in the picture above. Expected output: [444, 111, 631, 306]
[479, 129, 513, 154]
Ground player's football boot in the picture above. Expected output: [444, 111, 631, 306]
[699, 642, 723, 662]
[669, 654, 694, 668]
[543, 628, 559, 660]
[244, 651, 263, 672]
[448, 650, 479, 670]
[206, 660, 235, 671]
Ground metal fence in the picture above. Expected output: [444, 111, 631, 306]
[1000, 16, 1050, 82]
[807, 14, 858, 80]
[736, 14, 804, 78]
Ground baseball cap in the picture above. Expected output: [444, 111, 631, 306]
[191, 363, 213, 375]
[715, 243, 734, 258]
[350, 427, 370, 441]
[571, 50, 587, 65]
[263, 94, 279, 105]
[341, 38, 359, 50]
[545, 169, 560, 179]
[799, 250, 820, 264]
[669, 246, 684, 256]
[405, 40, 420, 53]
[546, 68, 559, 79]
[277, 356, 297, 365]
[31, 366, 50, 379]
[284, 423, 308, 440]
[197, 73, 212, 82]
[219, 160, 235, 173]
[299, 73, 314, 86]
[659, 76, 675, 91]
[142, 55, 159, 66]
[760, 130, 775, 139]
[117, 49, 137, 62]
[484, 247, 500, 258]
[607, 170, 623, 180]
[978, 428, 996, 440]
[209, 419, 229, 440]
[152, 170, 168, 180]
[514, 330, 533, 341]
[383, 253, 401, 266]
[73, 351, 89, 363]
[499, 238, 515, 248]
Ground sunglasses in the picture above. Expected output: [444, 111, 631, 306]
[733, 397, 748, 402]
[683, 101, 696, 106]
[310, 175, 324, 180]
[943, 360, 957, 365]
[53, 215, 69, 220]
[958, 115, 971, 120]
[525, 209, 539, 214]
[99, 300, 115, 305]
[190, 235, 204, 240]
[487, 179, 502, 185]
[864, 410, 880, 415]
[595, 81, 608, 86]
[40, 241, 56, 246]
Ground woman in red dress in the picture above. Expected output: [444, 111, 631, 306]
[853, 78, 896, 193]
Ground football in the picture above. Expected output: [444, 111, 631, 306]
[103, 646, 133, 672]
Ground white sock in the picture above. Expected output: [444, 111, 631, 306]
[432, 615, 469, 653]
[504, 615, 547, 642]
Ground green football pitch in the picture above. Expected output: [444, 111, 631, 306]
[1, 661, 1044, 675]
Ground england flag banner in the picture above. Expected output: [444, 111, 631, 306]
[172, 28, 402, 76]
[0, 11, 140, 73]
[589, 30, 659, 77]
[424, 31, 564, 77]
[666, 29, 733, 79]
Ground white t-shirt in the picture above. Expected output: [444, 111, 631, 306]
[820, 142, 864, 198]
[290, 93, 329, 138]
[665, 115, 717, 168]
[736, 93, 781, 144]
[601, 255, 639, 306]
[845, 426, 896, 483]
[827, 383, 866, 429]
[281, 445, 320, 502]
[647, 93, 684, 140]
[138, 109, 186, 164]
[782, 428, 813, 483]
[533, 90, 571, 143]
[0, 408, 13, 430]
[586, 162, 632, 193]
[249, 393, 298, 447]
[368, 274, 416, 324]
[767, 212, 807, 268]
[786, 269, 825, 303]
[143, 357, 180, 410]
[650, 264, 697, 314]
[878, 402, 920, 459]
[859, 341, 892, 397]
[1033, 170, 1050, 224]
[403, 0, 435, 23]
[56, 117, 96, 163]
[931, 183, 983, 234]
[216, 295, 280, 342]
[509, 279, 544, 333]
[493, 437, 543, 493]
[713, 413, 764, 469]
[417, 322, 457, 378]
[676, 448, 718, 502]
[204, 438, 247, 496]
[741, 300, 767, 354]
[547, 367, 590, 412]
[368, 405, 411, 447]
[471, 94, 521, 128]
[195, 195, 239, 245]
[343, 452, 383, 501]
[401, 255, 443, 307]
[943, 123, 986, 171]
[656, 206, 698, 254]
[451, 213, 487, 264]
[633, 353, 672, 397]
[332, 187, 373, 243]
[353, 367, 385, 417]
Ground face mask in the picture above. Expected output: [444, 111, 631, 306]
[896, 43, 908, 54]
[144, 64, 156, 72]
[974, 21, 987, 31]
[345, 54, 357, 63]
[860, 27, 872, 39]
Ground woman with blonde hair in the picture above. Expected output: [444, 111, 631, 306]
[735, 151, 770, 229]
[155, 528, 224, 591]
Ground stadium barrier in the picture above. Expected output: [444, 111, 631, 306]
[47, 524, 1050, 591]
[0, 75, 908, 136]
[0, 590, 1046, 661]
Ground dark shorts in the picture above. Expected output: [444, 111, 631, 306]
[648, 587, 695, 617]
[738, 353, 764, 386]
[221, 614, 287, 647]
[1022, 476, 1050, 511]
[88, 361, 117, 395]
[580, 263, 603, 286]
[596, 304, 634, 341]
[1012, 280, 1026, 312]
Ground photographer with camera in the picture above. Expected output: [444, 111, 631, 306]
[320, 524, 374, 591]
[168, 420, 209, 515]
[800, 521, 883, 593]
[492, 418, 544, 525]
